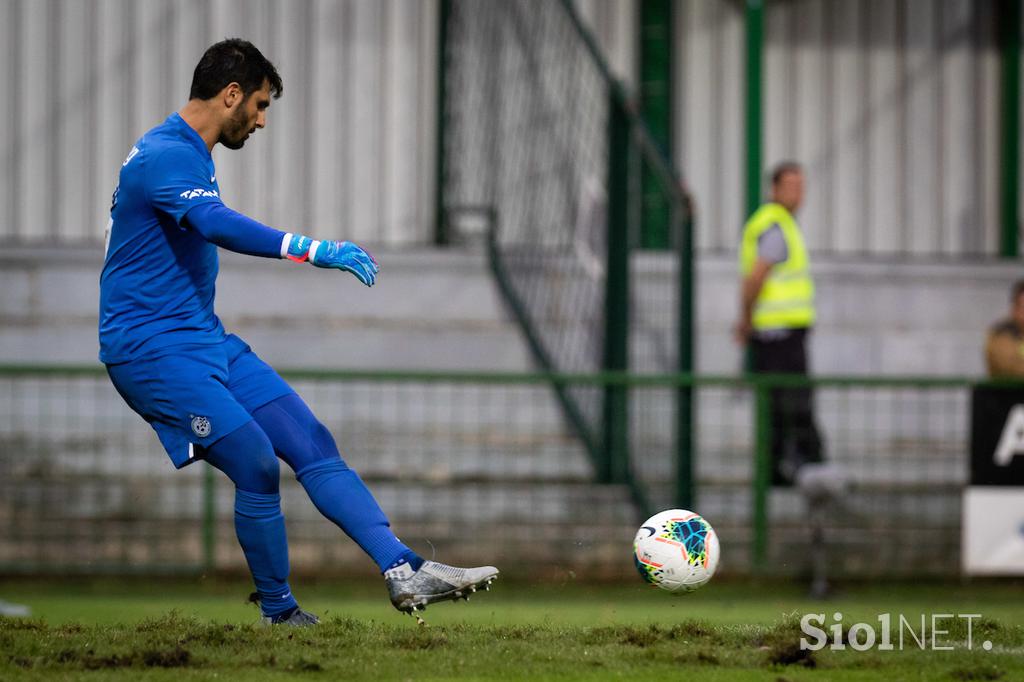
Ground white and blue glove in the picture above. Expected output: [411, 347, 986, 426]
[282, 233, 379, 286]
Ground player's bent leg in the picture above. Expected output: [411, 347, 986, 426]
[251, 393, 499, 615]
[252, 393, 419, 571]
[295, 458, 417, 568]
[204, 421, 317, 626]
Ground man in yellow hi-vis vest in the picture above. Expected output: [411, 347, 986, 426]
[735, 162, 824, 486]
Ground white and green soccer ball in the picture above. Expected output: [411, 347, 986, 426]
[633, 509, 720, 593]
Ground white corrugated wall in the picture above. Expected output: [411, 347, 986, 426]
[2, 0, 1012, 255]
[677, 0, 1002, 256]
[0, 0, 437, 246]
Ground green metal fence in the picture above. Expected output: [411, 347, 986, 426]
[0, 366, 979, 580]
[442, 0, 697, 516]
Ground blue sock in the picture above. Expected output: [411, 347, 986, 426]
[389, 550, 424, 572]
[234, 489, 297, 617]
[295, 458, 422, 572]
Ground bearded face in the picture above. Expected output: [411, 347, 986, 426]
[216, 80, 270, 151]
[219, 99, 254, 150]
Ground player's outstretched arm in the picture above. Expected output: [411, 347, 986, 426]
[183, 202, 378, 286]
[185, 202, 287, 258]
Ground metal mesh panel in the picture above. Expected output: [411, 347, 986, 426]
[0, 370, 641, 578]
[0, 373, 204, 573]
[0, 368, 973, 579]
[444, 1, 693, 513]
[794, 384, 966, 578]
[445, 0, 611, 437]
[627, 378, 969, 579]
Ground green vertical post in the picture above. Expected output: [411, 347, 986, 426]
[1001, 0, 1021, 258]
[435, 0, 451, 245]
[675, 197, 694, 509]
[752, 381, 771, 571]
[202, 465, 216, 572]
[745, 0, 764, 219]
[603, 93, 631, 484]
[638, 0, 674, 250]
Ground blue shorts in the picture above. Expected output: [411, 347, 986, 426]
[106, 334, 294, 468]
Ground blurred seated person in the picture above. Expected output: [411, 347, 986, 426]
[986, 279, 1024, 378]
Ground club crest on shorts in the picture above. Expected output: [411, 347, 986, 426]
[190, 415, 212, 438]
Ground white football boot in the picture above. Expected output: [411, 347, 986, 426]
[385, 561, 499, 617]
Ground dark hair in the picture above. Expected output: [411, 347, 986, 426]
[770, 161, 802, 186]
[1011, 279, 1024, 303]
[189, 39, 282, 101]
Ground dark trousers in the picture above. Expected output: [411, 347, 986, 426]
[749, 328, 825, 486]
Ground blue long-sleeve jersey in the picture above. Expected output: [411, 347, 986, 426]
[99, 113, 286, 363]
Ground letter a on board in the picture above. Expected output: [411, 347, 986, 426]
[994, 405, 1024, 466]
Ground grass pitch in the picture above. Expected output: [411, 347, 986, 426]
[1, 577, 1022, 680]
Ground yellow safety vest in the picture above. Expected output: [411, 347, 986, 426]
[739, 203, 815, 330]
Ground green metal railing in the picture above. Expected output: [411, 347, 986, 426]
[1001, 0, 1022, 258]
[0, 365, 986, 579]
[744, 0, 763, 222]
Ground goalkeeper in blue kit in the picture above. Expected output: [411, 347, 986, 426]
[99, 39, 497, 626]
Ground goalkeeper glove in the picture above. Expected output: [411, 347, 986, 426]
[284, 234, 379, 287]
